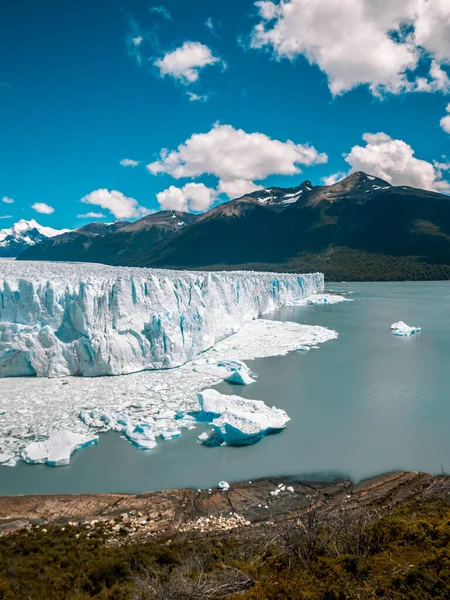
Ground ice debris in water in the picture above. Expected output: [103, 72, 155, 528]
[218, 481, 230, 491]
[193, 359, 255, 385]
[391, 321, 421, 337]
[197, 389, 290, 446]
[289, 294, 352, 306]
[21, 430, 98, 467]
[0, 453, 16, 467]
[0, 261, 324, 377]
[0, 317, 338, 464]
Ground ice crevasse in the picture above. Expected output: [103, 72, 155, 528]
[0, 261, 324, 377]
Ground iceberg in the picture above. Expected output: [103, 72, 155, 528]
[21, 430, 98, 466]
[197, 389, 290, 446]
[391, 321, 421, 336]
[0, 261, 323, 378]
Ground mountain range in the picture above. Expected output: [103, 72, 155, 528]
[0, 220, 71, 258]
[16, 172, 450, 281]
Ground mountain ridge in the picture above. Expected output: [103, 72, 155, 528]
[17, 173, 450, 281]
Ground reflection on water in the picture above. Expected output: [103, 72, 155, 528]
[1, 282, 450, 495]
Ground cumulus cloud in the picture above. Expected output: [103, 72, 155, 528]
[157, 183, 216, 213]
[441, 104, 450, 134]
[120, 158, 140, 167]
[321, 173, 346, 186]
[217, 179, 264, 199]
[155, 42, 222, 83]
[250, 0, 450, 96]
[345, 132, 450, 192]
[81, 189, 151, 220]
[132, 36, 143, 47]
[147, 124, 327, 199]
[2, 196, 14, 204]
[77, 212, 106, 219]
[31, 202, 55, 214]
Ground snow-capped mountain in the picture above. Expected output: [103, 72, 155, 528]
[0, 219, 71, 258]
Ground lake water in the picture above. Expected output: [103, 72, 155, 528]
[1, 281, 450, 495]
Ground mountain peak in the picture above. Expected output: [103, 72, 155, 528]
[0, 219, 72, 257]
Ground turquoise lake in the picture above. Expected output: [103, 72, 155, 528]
[1, 281, 450, 495]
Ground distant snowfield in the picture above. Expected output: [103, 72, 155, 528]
[0, 261, 341, 466]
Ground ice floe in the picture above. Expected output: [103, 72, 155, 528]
[21, 430, 98, 466]
[289, 294, 352, 306]
[197, 389, 290, 446]
[391, 321, 421, 337]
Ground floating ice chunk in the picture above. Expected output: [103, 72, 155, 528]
[160, 429, 181, 441]
[218, 481, 230, 491]
[194, 359, 255, 385]
[124, 424, 157, 450]
[0, 453, 16, 467]
[290, 294, 352, 306]
[391, 321, 421, 336]
[21, 430, 98, 466]
[197, 431, 210, 442]
[197, 389, 290, 447]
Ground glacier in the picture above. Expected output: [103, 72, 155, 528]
[0, 261, 324, 378]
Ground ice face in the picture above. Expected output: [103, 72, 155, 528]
[391, 321, 421, 336]
[0, 318, 338, 464]
[197, 389, 290, 446]
[0, 261, 324, 378]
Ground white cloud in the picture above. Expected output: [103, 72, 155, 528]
[157, 183, 216, 213]
[155, 42, 221, 83]
[187, 91, 209, 102]
[345, 132, 450, 192]
[2, 196, 14, 204]
[81, 189, 151, 220]
[0, 215, 12, 219]
[321, 173, 346, 186]
[205, 17, 220, 37]
[120, 158, 140, 167]
[132, 36, 143, 47]
[250, 0, 450, 96]
[149, 6, 172, 20]
[147, 124, 327, 197]
[31, 202, 55, 214]
[441, 104, 450, 134]
[77, 212, 106, 219]
[217, 179, 264, 199]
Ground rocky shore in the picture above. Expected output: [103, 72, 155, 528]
[1, 471, 449, 539]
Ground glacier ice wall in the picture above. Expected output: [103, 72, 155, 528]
[0, 261, 324, 377]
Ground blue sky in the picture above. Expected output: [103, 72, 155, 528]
[1, 0, 450, 229]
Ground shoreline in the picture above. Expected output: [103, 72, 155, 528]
[1, 471, 449, 536]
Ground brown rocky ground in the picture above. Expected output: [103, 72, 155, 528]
[1, 471, 449, 539]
